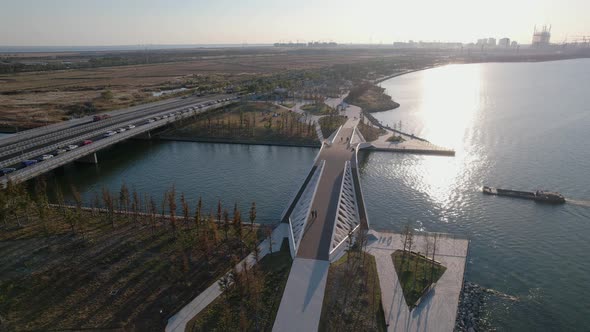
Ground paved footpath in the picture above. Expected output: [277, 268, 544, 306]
[365, 230, 469, 332]
[166, 224, 288, 332]
[272, 258, 330, 332]
[273, 104, 360, 331]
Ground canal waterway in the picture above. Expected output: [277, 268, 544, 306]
[46, 59, 590, 330]
[51, 141, 318, 224]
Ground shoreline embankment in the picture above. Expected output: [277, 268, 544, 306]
[157, 135, 321, 148]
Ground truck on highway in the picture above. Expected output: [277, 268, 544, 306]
[93, 114, 111, 122]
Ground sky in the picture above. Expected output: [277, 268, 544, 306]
[0, 0, 588, 46]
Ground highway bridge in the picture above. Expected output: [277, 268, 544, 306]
[0, 94, 238, 187]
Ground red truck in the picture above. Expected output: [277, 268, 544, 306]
[93, 114, 111, 122]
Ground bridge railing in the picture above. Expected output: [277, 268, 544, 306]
[0, 96, 228, 165]
[0, 95, 204, 153]
[285, 160, 325, 258]
[1, 101, 236, 186]
[328, 160, 361, 261]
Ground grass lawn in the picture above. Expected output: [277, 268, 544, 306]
[301, 103, 336, 115]
[386, 134, 405, 143]
[344, 84, 399, 113]
[319, 251, 386, 331]
[166, 102, 319, 145]
[280, 102, 295, 108]
[357, 121, 386, 142]
[187, 239, 292, 331]
[318, 115, 347, 139]
[391, 250, 446, 309]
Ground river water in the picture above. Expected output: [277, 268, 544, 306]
[47, 59, 590, 330]
[366, 58, 590, 330]
[51, 142, 318, 224]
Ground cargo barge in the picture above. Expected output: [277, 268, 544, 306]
[482, 186, 566, 204]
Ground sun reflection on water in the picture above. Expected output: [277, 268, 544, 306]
[396, 64, 484, 209]
[418, 64, 482, 151]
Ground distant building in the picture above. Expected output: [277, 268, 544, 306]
[393, 40, 461, 49]
[532, 25, 551, 47]
[498, 38, 510, 47]
[487, 38, 497, 46]
[476, 38, 487, 46]
[510, 41, 518, 47]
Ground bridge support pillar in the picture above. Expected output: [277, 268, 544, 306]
[76, 152, 98, 164]
[132, 130, 152, 140]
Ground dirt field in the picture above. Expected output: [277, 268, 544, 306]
[0, 204, 263, 331]
[0, 48, 403, 129]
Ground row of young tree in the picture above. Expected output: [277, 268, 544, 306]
[1, 178, 277, 285]
[213, 242, 277, 331]
[399, 223, 441, 294]
[1, 178, 268, 257]
[188, 107, 316, 140]
[322, 228, 383, 331]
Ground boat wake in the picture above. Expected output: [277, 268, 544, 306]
[567, 199, 590, 208]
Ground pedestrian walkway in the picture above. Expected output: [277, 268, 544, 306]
[364, 230, 469, 332]
[274, 109, 360, 331]
[273, 258, 330, 332]
[166, 223, 288, 332]
[298, 126, 355, 260]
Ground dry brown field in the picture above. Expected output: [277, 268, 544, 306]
[0, 50, 395, 129]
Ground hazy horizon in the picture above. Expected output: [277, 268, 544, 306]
[1, 0, 588, 47]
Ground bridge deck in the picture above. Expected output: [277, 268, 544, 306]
[297, 126, 355, 260]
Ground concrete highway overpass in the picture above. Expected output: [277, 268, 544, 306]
[0, 94, 238, 187]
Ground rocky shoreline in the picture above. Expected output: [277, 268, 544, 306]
[455, 281, 486, 332]
[455, 281, 519, 332]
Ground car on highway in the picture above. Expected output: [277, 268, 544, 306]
[82, 140, 92, 145]
[148, 118, 155, 123]
[66, 144, 78, 151]
[162, 115, 169, 118]
[126, 124, 136, 129]
[104, 131, 116, 138]
[22, 159, 38, 167]
[54, 149, 67, 155]
[38, 154, 54, 161]
[116, 128, 126, 133]
[0, 168, 16, 176]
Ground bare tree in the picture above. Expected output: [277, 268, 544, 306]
[168, 185, 177, 236]
[180, 192, 189, 229]
[102, 187, 115, 228]
[194, 196, 202, 233]
[405, 226, 414, 271]
[222, 209, 230, 242]
[431, 233, 438, 283]
[217, 199, 222, 226]
[233, 204, 243, 255]
[131, 189, 140, 226]
[119, 182, 130, 217]
[249, 201, 257, 230]
[160, 190, 168, 228]
[149, 195, 157, 234]
[208, 212, 219, 244]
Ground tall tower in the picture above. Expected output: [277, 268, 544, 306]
[532, 25, 551, 47]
